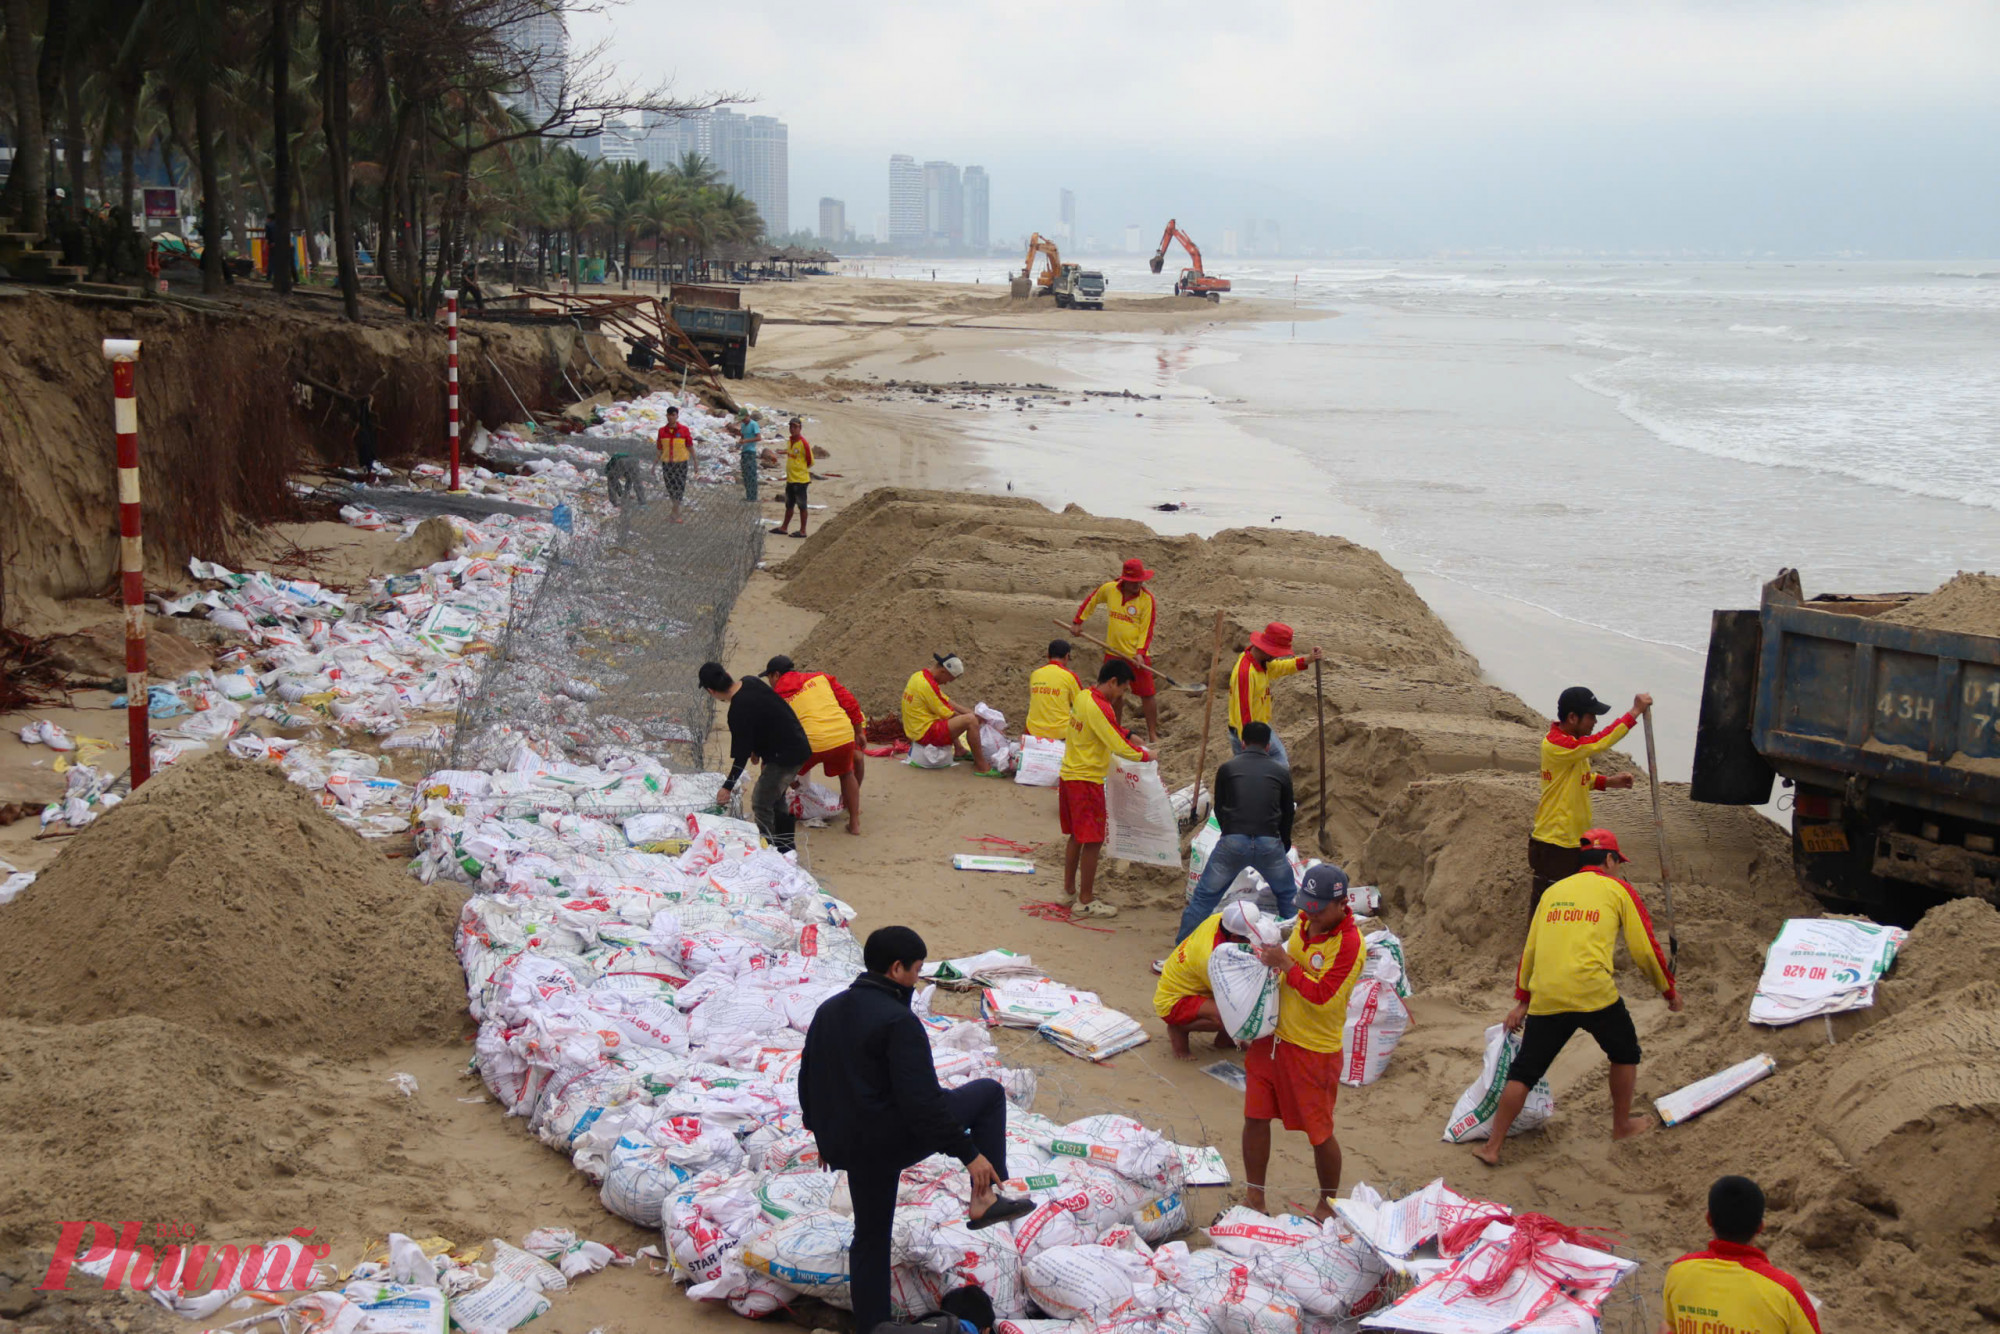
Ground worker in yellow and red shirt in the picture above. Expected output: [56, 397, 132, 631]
[765, 655, 867, 837]
[1228, 622, 1322, 768]
[772, 417, 814, 539]
[1246, 863, 1365, 1221]
[1025, 640, 1083, 743]
[900, 653, 995, 774]
[1663, 1176, 1822, 1334]
[655, 404, 695, 525]
[1473, 827, 1680, 1167]
[1153, 902, 1252, 1060]
[1531, 685, 1651, 921]
[1072, 558, 1161, 743]
[1057, 658, 1152, 919]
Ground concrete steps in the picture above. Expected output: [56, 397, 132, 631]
[0, 213, 85, 286]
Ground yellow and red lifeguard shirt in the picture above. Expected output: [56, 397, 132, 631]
[1662, 1239, 1821, 1334]
[1026, 660, 1083, 740]
[1075, 582, 1157, 662]
[1274, 912, 1366, 1054]
[1058, 687, 1149, 783]
[785, 434, 814, 484]
[1515, 867, 1676, 1015]
[656, 422, 693, 463]
[1228, 649, 1307, 732]
[900, 669, 956, 743]
[771, 670, 863, 755]
[1153, 912, 1226, 1018]
[1533, 712, 1636, 847]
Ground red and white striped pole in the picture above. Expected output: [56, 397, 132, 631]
[445, 289, 462, 491]
[103, 338, 151, 789]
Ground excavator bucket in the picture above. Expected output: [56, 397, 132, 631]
[1148, 254, 1165, 274]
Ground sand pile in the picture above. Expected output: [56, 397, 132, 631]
[41, 620, 212, 684]
[0, 755, 465, 1056]
[396, 514, 461, 570]
[1878, 570, 2000, 635]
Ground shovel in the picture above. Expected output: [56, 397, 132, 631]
[1641, 709, 1680, 972]
[1052, 619, 1207, 693]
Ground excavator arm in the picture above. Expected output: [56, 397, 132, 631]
[1023, 232, 1062, 290]
[1147, 219, 1203, 277]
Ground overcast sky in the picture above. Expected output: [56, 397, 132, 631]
[571, 0, 2000, 255]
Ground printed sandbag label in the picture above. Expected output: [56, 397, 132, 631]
[1105, 758, 1182, 868]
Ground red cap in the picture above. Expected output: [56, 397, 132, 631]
[1119, 558, 1156, 583]
[1579, 828, 1626, 862]
[1249, 622, 1295, 656]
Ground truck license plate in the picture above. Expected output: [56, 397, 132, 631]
[1799, 824, 1850, 854]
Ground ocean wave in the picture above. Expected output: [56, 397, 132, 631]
[1727, 323, 1812, 342]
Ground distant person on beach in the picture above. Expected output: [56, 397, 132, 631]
[656, 404, 695, 524]
[1245, 863, 1365, 1219]
[764, 655, 867, 836]
[1530, 685, 1651, 921]
[901, 653, 996, 773]
[1228, 622, 1323, 767]
[1154, 901, 1253, 1060]
[1472, 827, 1680, 1167]
[771, 418, 814, 538]
[1177, 721, 1299, 942]
[800, 926, 1032, 1334]
[701, 662, 811, 854]
[1072, 558, 1161, 743]
[1024, 640, 1082, 742]
[1058, 658, 1154, 919]
[1662, 1176, 1821, 1334]
[735, 407, 762, 502]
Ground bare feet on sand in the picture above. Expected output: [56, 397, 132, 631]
[1613, 1115, 1654, 1142]
[1471, 1140, 1504, 1167]
[844, 820, 861, 835]
[1169, 1028, 1196, 1061]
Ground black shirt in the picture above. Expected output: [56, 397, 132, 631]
[799, 972, 980, 1169]
[1213, 747, 1296, 848]
[723, 675, 812, 785]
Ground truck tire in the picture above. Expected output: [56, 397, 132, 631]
[724, 345, 747, 379]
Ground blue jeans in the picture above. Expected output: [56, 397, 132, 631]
[1227, 727, 1289, 768]
[1178, 833, 1296, 942]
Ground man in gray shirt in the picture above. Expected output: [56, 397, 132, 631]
[1176, 721, 1298, 942]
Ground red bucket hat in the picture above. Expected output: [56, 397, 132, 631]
[1249, 622, 1295, 656]
[1119, 558, 1155, 583]
[1579, 827, 1627, 863]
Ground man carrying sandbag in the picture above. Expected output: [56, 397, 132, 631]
[801, 927, 1033, 1334]
[701, 661, 812, 854]
[764, 655, 867, 836]
[1176, 720, 1298, 944]
[1472, 827, 1681, 1166]
[1154, 902, 1256, 1060]
[1058, 658, 1153, 920]
[1244, 864, 1365, 1220]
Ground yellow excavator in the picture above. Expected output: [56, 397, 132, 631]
[1017, 233, 1062, 296]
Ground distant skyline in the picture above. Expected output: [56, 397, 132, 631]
[572, 1, 2000, 255]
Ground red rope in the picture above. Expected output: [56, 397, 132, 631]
[1021, 901, 1116, 933]
[1437, 1212, 1623, 1301]
[968, 834, 1042, 855]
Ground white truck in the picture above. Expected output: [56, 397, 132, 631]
[1052, 264, 1107, 310]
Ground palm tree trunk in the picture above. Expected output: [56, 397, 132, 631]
[2, 0, 47, 233]
[193, 84, 225, 294]
[116, 71, 140, 219]
[269, 0, 294, 293]
[319, 0, 359, 319]
[61, 50, 86, 210]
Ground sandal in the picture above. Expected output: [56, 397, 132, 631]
[967, 1195, 1036, 1230]
[1076, 900, 1119, 919]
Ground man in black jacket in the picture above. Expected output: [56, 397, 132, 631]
[800, 927, 1032, 1334]
[1174, 720, 1299, 942]
[701, 661, 812, 853]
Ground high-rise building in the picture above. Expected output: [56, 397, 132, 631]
[743, 115, 789, 236]
[1058, 188, 1076, 245]
[498, 4, 568, 124]
[819, 198, 846, 243]
[618, 109, 785, 237]
[1123, 224, 1142, 254]
[963, 167, 989, 250]
[1220, 228, 1239, 258]
[888, 155, 924, 245]
[922, 161, 962, 247]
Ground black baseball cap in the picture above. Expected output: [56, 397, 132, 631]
[1557, 685, 1612, 720]
[1297, 863, 1351, 913]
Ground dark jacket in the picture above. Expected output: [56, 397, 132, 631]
[723, 675, 812, 786]
[799, 972, 979, 1170]
[1214, 747, 1296, 847]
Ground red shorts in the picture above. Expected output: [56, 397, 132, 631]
[1244, 1037, 1339, 1145]
[1057, 778, 1107, 843]
[915, 719, 953, 748]
[1164, 995, 1208, 1027]
[1105, 654, 1156, 698]
[804, 741, 856, 778]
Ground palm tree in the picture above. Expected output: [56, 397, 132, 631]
[639, 176, 687, 292]
[131, 0, 238, 293]
[540, 148, 602, 289]
[599, 158, 652, 290]
[667, 148, 720, 191]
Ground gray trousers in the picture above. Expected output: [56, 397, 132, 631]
[751, 761, 802, 853]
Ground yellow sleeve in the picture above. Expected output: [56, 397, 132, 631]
[1577, 716, 1635, 756]
[1618, 884, 1675, 996]
[1268, 656, 1305, 682]
[1514, 904, 1541, 1003]
[1084, 698, 1146, 763]
[1075, 583, 1109, 624]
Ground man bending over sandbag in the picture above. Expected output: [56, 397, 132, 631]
[1154, 901, 1256, 1060]
[1473, 827, 1681, 1166]
[801, 927, 1032, 1334]
[1245, 864, 1366, 1220]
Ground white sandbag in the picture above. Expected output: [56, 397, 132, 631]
[1360, 929, 1411, 999]
[1185, 815, 1222, 903]
[1441, 1024, 1554, 1143]
[1338, 979, 1409, 1087]
[1207, 942, 1279, 1044]
[741, 1209, 854, 1304]
[1209, 1208, 1390, 1319]
[974, 702, 1018, 775]
[1014, 734, 1066, 788]
[450, 1276, 550, 1334]
[339, 1283, 447, 1334]
[913, 1219, 1030, 1318]
[1106, 758, 1181, 869]
[1021, 1240, 1165, 1322]
[787, 779, 844, 820]
[908, 742, 957, 770]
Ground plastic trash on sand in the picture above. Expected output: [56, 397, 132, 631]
[1748, 918, 1908, 1025]
[1359, 1217, 1635, 1332]
[1654, 1054, 1778, 1127]
[1040, 1004, 1149, 1061]
[1105, 758, 1181, 869]
[339, 1281, 448, 1334]
[1441, 1026, 1554, 1144]
[953, 854, 1035, 874]
[450, 1275, 551, 1334]
[982, 979, 1102, 1028]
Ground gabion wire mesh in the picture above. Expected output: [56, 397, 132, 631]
[447, 462, 765, 778]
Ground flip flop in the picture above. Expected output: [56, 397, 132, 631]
[966, 1196, 1036, 1230]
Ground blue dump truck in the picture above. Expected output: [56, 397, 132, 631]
[670, 285, 762, 379]
[1692, 569, 2000, 922]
